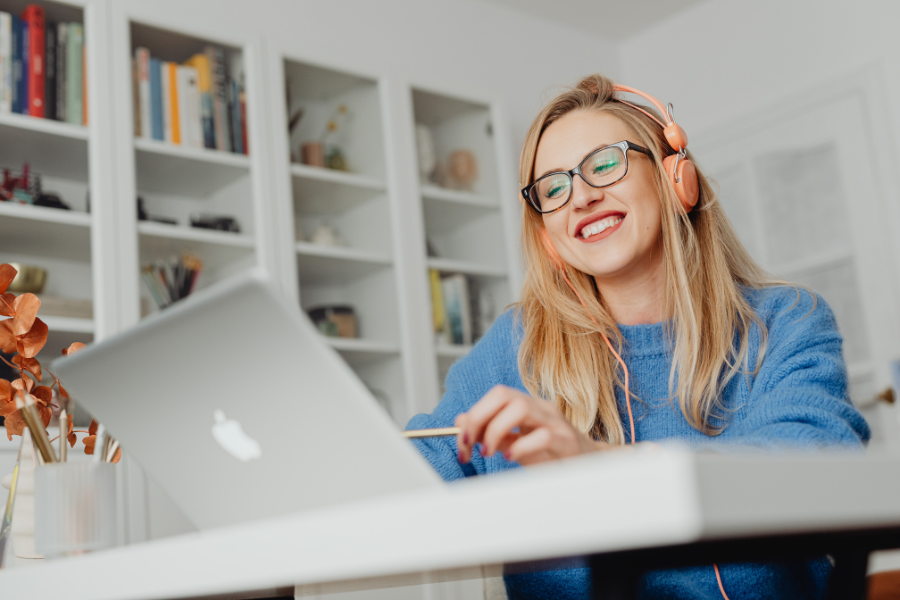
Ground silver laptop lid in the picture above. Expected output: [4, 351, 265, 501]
[52, 270, 441, 530]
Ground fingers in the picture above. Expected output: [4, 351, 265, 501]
[481, 398, 531, 456]
[505, 428, 555, 465]
[455, 385, 518, 462]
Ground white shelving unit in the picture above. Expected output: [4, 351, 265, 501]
[0, 0, 99, 370]
[410, 87, 518, 401]
[2, 8, 518, 591]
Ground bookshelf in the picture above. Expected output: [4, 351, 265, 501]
[0, 0, 96, 367]
[272, 57, 410, 423]
[410, 87, 518, 401]
[120, 20, 264, 320]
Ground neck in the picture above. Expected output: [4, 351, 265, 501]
[594, 251, 666, 326]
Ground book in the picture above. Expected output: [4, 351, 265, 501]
[239, 89, 247, 154]
[134, 47, 150, 138]
[206, 45, 230, 152]
[176, 64, 202, 148]
[65, 22, 82, 124]
[81, 41, 86, 124]
[160, 61, 173, 142]
[43, 19, 55, 119]
[11, 16, 24, 114]
[149, 57, 163, 140]
[228, 77, 242, 154]
[131, 56, 139, 135]
[166, 61, 179, 144]
[0, 12, 11, 113]
[21, 4, 44, 118]
[429, 269, 446, 337]
[54, 22, 66, 121]
[184, 53, 214, 149]
[442, 274, 472, 345]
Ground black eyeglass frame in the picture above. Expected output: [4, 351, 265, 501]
[521, 140, 653, 214]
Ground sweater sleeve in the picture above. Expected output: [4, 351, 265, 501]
[405, 309, 523, 481]
[725, 287, 870, 449]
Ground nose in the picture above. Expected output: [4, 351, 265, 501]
[569, 174, 604, 210]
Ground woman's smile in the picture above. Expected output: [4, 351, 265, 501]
[575, 211, 626, 242]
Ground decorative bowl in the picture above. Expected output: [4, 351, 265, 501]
[7, 264, 47, 294]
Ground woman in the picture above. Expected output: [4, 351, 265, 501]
[406, 74, 870, 600]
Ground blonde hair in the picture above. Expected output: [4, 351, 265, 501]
[518, 74, 774, 444]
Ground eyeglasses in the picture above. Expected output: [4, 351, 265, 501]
[521, 141, 653, 214]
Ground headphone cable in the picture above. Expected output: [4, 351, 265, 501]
[559, 270, 730, 600]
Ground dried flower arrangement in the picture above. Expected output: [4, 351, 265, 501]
[0, 263, 118, 462]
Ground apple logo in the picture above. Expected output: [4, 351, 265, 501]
[211, 409, 262, 462]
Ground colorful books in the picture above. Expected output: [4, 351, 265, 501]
[430, 271, 496, 347]
[0, 9, 86, 124]
[132, 45, 247, 153]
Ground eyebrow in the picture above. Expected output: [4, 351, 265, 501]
[534, 143, 613, 180]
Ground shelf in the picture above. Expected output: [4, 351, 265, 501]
[296, 241, 392, 286]
[134, 138, 250, 197]
[324, 336, 399, 353]
[291, 163, 386, 216]
[0, 203, 92, 261]
[422, 193, 499, 234]
[426, 257, 506, 278]
[0, 112, 89, 181]
[138, 221, 255, 270]
[42, 316, 95, 335]
[435, 342, 472, 358]
[421, 185, 494, 207]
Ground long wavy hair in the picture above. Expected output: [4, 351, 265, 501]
[518, 74, 775, 444]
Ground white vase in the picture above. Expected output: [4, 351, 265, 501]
[0, 429, 43, 560]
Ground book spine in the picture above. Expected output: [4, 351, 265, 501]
[207, 45, 230, 152]
[160, 61, 172, 143]
[149, 57, 163, 140]
[228, 77, 242, 154]
[239, 89, 247, 155]
[54, 22, 65, 121]
[135, 47, 150, 138]
[176, 64, 201, 148]
[65, 22, 82, 124]
[131, 56, 140, 136]
[429, 269, 446, 336]
[12, 17, 25, 114]
[186, 53, 215, 149]
[43, 19, 55, 119]
[442, 276, 462, 345]
[0, 13, 11, 113]
[169, 63, 182, 144]
[81, 42, 86, 124]
[22, 5, 44, 118]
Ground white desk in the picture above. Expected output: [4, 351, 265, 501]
[2, 447, 900, 600]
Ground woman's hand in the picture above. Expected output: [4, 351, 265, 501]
[454, 385, 613, 466]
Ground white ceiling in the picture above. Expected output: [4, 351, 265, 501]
[478, 0, 708, 41]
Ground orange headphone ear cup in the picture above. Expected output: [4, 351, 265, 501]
[662, 155, 699, 212]
[539, 228, 566, 271]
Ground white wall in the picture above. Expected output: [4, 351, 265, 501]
[118, 0, 622, 173]
[617, 0, 900, 146]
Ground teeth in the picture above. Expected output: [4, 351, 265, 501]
[581, 216, 623, 238]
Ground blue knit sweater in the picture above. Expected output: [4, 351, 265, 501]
[406, 285, 870, 600]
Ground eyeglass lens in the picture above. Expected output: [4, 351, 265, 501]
[534, 146, 627, 212]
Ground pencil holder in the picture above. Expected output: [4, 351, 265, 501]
[33, 462, 117, 558]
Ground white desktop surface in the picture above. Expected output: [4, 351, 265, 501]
[2, 447, 900, 600]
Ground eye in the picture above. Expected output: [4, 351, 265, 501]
[587, 149, 622, 176]
[543, 175, 570, 199]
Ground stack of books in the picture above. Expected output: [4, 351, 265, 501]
[0, 6, 87, 124]
[132, 45, 247, 154]
[429, 270, 495, 347]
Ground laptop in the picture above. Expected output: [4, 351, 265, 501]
[52, 270, 442, 530]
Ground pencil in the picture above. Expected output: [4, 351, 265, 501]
[402, 427, 461, 439]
